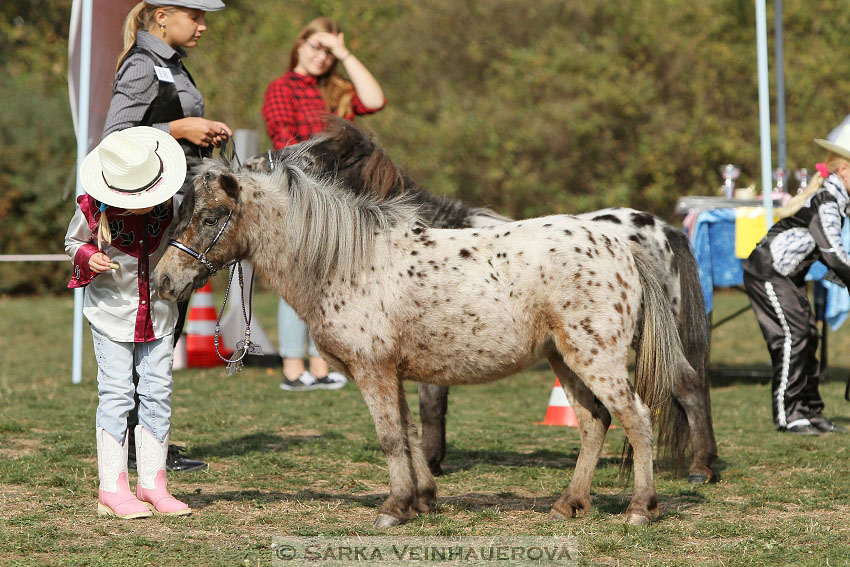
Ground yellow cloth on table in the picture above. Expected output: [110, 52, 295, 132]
[735, 207, 779, 259]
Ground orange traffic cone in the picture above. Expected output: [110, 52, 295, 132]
[185, 283, 231, 367]
[536, 378, 579, 427]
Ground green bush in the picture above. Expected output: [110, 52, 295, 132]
[4, 0, 850, 294]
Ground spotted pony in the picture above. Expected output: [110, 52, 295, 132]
[156, 158, 698, 527]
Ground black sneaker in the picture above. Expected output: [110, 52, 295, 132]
[129, 444, 208, 472]
[811, 419, 848, 434]
[279, 371, 319, 391]
[783, 423, 821, 436]
[313, 372, 348, 390]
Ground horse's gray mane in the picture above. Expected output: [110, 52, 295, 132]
[232, 152, 419, 284]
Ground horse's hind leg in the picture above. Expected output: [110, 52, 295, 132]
[547, 354, 611, 520]
[673, 360, 718, 483]
[418, 383, 448, 475]
[557, 350, 657, 525]
[355, 365, 422, 527]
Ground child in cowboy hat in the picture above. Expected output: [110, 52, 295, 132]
[743, 124, 850, 436]
[65, 126, 192, 518]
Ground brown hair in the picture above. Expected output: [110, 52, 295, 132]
[288, 17, 355, 118]
[115, 2, 176, 72]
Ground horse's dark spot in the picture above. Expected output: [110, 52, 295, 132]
[411, 250, 418, 256]
[490, 273, 499, 282]
[472, 232, 479, 237]
[628, 233, 645, 244]
[412, 226, 425, 235]
[459, 249, 472, 259]
[574, 247, 582, 254]
[631, 212, 656, 228]
[550, 248, 556, 252]
[424, 240, 436, 246]
[503, 231, 511, 237]
[616, 273, 630, 288]
[407, 269, 414, 277]
[562, 301, 571, 309]
[334, 304, 340, 312]
[543, 223, 552, 228]
[592, 214, 622, 224]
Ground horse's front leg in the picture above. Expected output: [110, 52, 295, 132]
[403, 388, 438, 514]
[418, 383, 448, 475]
[354, 363, 422, 527]
[546, 354, 611, 520]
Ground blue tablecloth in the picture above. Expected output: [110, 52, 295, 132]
[690, 208, 850, 330]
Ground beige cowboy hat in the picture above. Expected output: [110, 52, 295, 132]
[80, 126, 186, 209]
[814, 124, 850, 161]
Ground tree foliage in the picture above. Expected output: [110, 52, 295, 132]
[3, 0, 850, 294]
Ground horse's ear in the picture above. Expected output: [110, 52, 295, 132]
[218, 172, 240, 201]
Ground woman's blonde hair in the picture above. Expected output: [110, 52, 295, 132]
[288, 17, 355, 118]
[779, 152, 850, 217]
[115, 2, 176, 72]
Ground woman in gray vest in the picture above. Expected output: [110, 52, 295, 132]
[102, 0, 233, 473]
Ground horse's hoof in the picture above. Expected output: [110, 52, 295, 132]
[548, 508, 567, 521]
[373, 513, 402, 528]
[625, 513, 651, 526]
[688, 473, 708, 484]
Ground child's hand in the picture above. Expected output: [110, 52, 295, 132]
[90, 252, 113, 273]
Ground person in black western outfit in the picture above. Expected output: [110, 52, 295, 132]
[102, 0, 233, 470]
[743, 126, 850, 435]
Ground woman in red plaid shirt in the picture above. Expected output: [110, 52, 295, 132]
[262, 17, 385, 390]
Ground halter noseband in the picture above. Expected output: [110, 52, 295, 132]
[167, 171, 238, 276]
[167, 209, 235, 276]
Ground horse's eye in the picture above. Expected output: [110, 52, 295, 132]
[203, 217, 219, 227]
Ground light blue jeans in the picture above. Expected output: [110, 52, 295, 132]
[278, 298, 319, 358]
[91, 325, 173, 443]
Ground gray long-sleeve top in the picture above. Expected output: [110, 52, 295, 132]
[102, 30, 205, 138]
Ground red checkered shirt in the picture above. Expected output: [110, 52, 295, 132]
[262, 70, 385, 149]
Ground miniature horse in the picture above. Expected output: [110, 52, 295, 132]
[155, 158, 698, 526]
[246, 118, 717, 483]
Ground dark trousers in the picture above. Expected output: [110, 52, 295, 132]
[743, 272, 825, 429]
[128, 299, 189, 447]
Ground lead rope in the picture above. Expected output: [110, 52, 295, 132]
[213, 261, 261, 375]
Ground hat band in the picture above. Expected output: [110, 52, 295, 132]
[101, 143, 164, 194]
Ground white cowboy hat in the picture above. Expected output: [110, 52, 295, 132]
[80, 126, 186, 209]
[814, 124, 850, 161]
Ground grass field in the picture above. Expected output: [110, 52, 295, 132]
[2, 280, 850, 566]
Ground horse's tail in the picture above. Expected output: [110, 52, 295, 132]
[622, 245, 691, 476]
[658, 228, 713, 474]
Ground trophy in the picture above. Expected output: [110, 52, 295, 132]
[720, 164, 740, 198]
[773, 168, 788, 194]
[794, 168, 809, 194]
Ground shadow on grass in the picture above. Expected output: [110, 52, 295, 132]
[440, 447, 586, 473]
[190, 431, 344, 459]
[183, 486, 706, 523]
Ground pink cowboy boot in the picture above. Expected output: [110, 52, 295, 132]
[96, 428, 152, 519]
[134, 426, 192, 516]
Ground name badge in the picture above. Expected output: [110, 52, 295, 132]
[153, 66, 175, 83]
